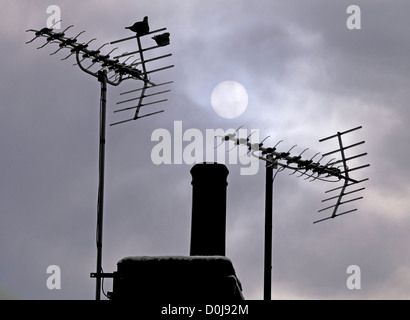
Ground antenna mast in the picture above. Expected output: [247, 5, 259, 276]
[218, 125, 369, 300]
[26, 17, 173, 300]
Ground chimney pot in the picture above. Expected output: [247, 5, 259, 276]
[190, 162, 229, 256]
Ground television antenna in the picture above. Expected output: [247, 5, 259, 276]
[26, 17, 174, 300]
[218, 125, 369, 300]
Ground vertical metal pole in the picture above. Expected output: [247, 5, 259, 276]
[134, 35, 149, 119]
[136, 36, 148, 77]
[96, 70, 107, 300]
[264, 159, 273, 301]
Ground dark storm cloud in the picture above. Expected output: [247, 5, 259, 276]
[1, 0, 410, 300]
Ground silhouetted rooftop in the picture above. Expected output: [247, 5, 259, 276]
[111, 255, 244, 300]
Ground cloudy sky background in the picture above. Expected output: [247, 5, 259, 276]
[1, 0, 410, 299]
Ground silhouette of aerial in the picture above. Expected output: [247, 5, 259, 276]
[125, 16, 149, 36]
[152, 32, 170, 46]
[26, 19, 174, 300]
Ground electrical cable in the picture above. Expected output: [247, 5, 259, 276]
[101, 267, 109, 299]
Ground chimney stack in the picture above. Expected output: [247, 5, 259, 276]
[190, 163, 229, 256]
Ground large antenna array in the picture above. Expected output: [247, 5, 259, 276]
[26, 17, 173, 300]
[219, 125, 369, 300]
[26, 19, 173, 123]
[218, 125, 369, 222]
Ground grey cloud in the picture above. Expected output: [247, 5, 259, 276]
[1, 0, 409, 300]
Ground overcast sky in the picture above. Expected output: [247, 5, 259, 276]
[1, 0, 410, 300]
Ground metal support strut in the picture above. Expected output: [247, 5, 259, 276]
[264, 157, 274, 301]
[95, 70, 107, 300]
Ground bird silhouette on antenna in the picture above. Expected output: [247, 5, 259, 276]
[125, 16, 149, 36]
[152, 32, 170, 46]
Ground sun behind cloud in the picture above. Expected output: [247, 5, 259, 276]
[211, 80, 249, 119]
